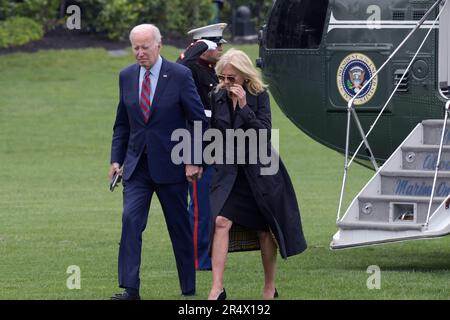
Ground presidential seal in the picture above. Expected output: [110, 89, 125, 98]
[337, 53, 378, 105]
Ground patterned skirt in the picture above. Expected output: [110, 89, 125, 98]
[219, 166, 271, 252]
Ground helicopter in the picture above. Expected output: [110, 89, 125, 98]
[257, 0, 450, 249]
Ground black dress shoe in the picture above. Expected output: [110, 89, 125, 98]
[198, 267, 212, 271]
[111, 291, 141, 300]
[217, 288, 226, 300]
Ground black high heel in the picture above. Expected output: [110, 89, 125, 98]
[217, 288, 227, 300]
[273, 288, 279, 299]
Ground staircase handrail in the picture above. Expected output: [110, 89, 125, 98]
[426, 100, 450, 226]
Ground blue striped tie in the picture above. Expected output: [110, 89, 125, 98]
[140, 70, 151, 123]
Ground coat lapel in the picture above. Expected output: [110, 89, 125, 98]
[233, 90, 257, 129]
[213, 89, 232, 127]
[233, 109, 244, 129]
[128, 64, 146, 126]
[148, 58, 170, 121]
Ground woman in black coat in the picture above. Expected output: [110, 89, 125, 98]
[207, 49, 307, 300]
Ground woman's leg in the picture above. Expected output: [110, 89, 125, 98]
[258, 231, 277, 299]
[208, 215, 233, 300]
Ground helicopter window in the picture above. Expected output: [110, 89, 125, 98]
[266, 0, 328, 49]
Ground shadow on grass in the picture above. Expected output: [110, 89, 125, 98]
[329, 247, 450, 272]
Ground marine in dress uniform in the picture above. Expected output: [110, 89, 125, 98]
[176, 23, 227, 271]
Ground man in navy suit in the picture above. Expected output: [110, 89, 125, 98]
[109, 24, 208, 300]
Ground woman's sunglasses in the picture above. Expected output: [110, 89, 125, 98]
[218, 75, 236, 83]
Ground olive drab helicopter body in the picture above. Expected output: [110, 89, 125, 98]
[257, 0, 450, 248]
[258, 0, 449, 162]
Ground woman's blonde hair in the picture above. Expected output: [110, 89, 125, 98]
[215, 48, 267, 95]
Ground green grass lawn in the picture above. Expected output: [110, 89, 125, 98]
[0, 44, 449, 300]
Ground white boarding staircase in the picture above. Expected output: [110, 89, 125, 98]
[332, 0, 450, 249]
[331, 119, 450, 249]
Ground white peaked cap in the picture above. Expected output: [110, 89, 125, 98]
[187, 23, 227, 44]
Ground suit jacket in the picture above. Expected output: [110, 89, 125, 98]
[111, 58, 208, 184]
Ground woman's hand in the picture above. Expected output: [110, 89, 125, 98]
[228, 84, 247, 109]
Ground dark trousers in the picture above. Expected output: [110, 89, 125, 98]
[188, 165, 213, 270]
[118, 154, 195, 294]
